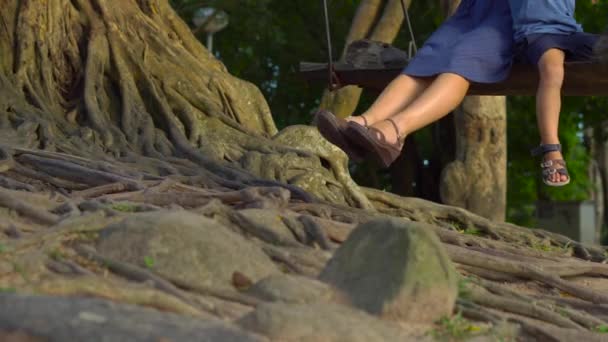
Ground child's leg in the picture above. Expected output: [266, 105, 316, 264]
[347, 74, 431, 126]
[536, 48, 568, 184]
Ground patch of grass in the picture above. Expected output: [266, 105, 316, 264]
[110, 202, 138, 213]
[431, 311, 485, 341]
[529, 240, 571, 254]
[143, 256, 155, 269]
[457, 277, 474, 299]
[48, 248, 66, 261]
[595, 325, 608, 333]
[12, 262, 29, 283]
[0, 243, 6, 254]
[462, 227, 483, 236]
[0, 287, 16, 293]
[446, 220, 466, 232]
[76, 231, 100, 242]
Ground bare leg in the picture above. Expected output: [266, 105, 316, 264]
[536, 48, 567, 184]
[366, 73, 470, 143]
[347, 74, 431, 126]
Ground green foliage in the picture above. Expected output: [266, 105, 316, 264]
[595, 325, 608, 333]
[457, 276, 473, 299]
[110, 202, 138, 213]
[143, 256, 155, 269]
[49, 248, 66, 261]
[169, 0, 445, 129]
[0, 243, 6, 254]
[432, 311, 486, 341]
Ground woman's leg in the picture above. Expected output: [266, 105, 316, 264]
[347, 74, 432, 126]
[365, 73, 470, 143]
[536, 48, 567, 184]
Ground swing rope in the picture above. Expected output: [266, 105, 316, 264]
[400, 0, 418, 56]
[322, 0, 340, 90]
[321, 0, 418, 91]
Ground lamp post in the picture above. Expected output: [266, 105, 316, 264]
[192, 7, 229, 53]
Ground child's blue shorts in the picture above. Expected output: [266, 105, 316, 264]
[515, 32, 599, 66]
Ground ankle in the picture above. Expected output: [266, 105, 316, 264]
[539, 138, 560, 146]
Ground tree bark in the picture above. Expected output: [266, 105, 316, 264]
[0, 0, 372, 209]
[438, 0, 507, 222]
[319, 0, 410, 118]
[439, 96, 507, 222]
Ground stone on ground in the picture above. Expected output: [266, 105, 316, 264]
[246, 274, 332, 304]
[319, 218, 458, 323]
[0, 294, 263, 342]
[96, 211, 278, 291]
[238, 302, 428, 342]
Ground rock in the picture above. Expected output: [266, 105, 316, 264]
[0, 294, 263, 342]
[246, 274, 332, 304]
[238, 302, 428, 342]
[319, 218, 458, 324]
[96, 211, 278, 291]
[232, 209, 300, 246]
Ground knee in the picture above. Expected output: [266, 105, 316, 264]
[538, 55, 565, 87]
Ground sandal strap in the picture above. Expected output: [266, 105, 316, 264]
[541, 159, 569, 177]
[531, 144, 561, 156]
[540, 159, 566, 168]
[345, 115, 369, 128]
[386, 118, 402, 141]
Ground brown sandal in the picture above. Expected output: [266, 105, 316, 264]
[315, 110, 367, 162]
[531, 144, 570, 187]
[345, 118, 404, 168]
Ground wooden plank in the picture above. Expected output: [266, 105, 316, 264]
[299, 61, 608, 96]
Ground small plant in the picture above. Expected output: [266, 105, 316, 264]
[110, 202, 138, 213]
[595, 325, 608, 333]
[143, 256, 155, 269]
[49, 248, 66, 261]
[431, 311, 485, 341]
[0, 243, 6, 254]
[529, 240, 571, 254]
[447, 220, 466, 232]
[457, 276, 474, 299]
[77, 231, 100, 242]
[463, 227, 483, 236]
[12, 262, 29, 283]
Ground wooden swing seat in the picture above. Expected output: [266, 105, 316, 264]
[299, 40, 608, 96]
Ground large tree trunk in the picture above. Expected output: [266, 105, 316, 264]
[439, 96, 507, 221]
[319, 0, 410, 118]
[0, 0, 372, 209]
[438, 0, 507, 222]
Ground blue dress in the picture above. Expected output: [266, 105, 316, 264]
[403, 0, 514, 83]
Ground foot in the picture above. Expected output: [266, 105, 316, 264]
[314, 110, 365, 162]
[543, 150, 569, 184]
[345, 118, 405, 168]
[345, 115, 369, 127]
[367, 119, 404, 145]
[531, 143, 570, 186]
